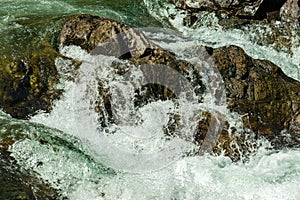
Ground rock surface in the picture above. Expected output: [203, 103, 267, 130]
[280, 0, 300, 24]
[208, 45, 300, 136]
[59, 15, 206, 127]
[171, 0, 287, 20]
[0, 43, 62, 119]
[59, 14, 157, 59]
[58, 14, 300, 159]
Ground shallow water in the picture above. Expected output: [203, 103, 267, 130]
[0, 0, 300, 200]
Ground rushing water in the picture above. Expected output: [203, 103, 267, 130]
[0, 1, 300, 200]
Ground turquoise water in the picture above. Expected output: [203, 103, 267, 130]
[0, 1, 300, 199]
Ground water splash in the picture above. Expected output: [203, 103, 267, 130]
[143, 0, 300, 81]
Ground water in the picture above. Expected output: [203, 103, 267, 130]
[0, 0, 299, 199]
[143, 0, 300, 80]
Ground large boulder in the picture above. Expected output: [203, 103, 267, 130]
[58, 14, 300, 160]
[59, 15, 206, 127]
[59, 14, 157, 59]
[208, 45, 300, 137]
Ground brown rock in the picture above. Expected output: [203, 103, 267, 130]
[208, 45, 300, 138]
[58, 15, 300, 160]
[59, 15, 206, 127]
[59, 14, 157, 59]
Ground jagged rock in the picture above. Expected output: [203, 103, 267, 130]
[168, 0, 299, 53]
[208, 45, 300, 137]
[59, 15, 206, 126]
[288, 113, 300, 144]
[58, 14, 300, 159]
[59, 14, 157, 59]
[195, 111, 259, 161]
[0, 43, 63, 119]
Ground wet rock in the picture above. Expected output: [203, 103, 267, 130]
[59, 14, 157, 59]
[288, 113, 300, 145]
[168, 0, 299, 53]
[59, 15, 206, 126]
[171, 0, 286, 20]
[208, 45, 300, 138]
[0, 163, 60, 200]
[280, 0, 300, 23]
[0, 114, 115, 199]
[0, 133, 61, 199]
[0, 43, 62, 119]
[195, 111, 259, 161]
[58, 14, 299, 159]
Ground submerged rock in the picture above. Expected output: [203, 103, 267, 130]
[0, 113, 115, 199]
[0, 124, 61, 199]
[0, 43, 62, 119]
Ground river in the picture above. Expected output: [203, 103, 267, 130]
[0, 0, 299, 200]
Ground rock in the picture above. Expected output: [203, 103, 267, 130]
[0, 163, 60, 200]
[59, 15, 206, 126]
[280, 0, 300, 24]
[168, 0, 299, 53]
[58, 14, 300, 160]
[208, 45, 300, 138]
[59, 14, 157, 59]
[170, 0, 286, 20]
[0, 128, 61, 199]
[0, 43, 63, 119]
[288, 113, 300, 144]
[195, 111, 259, 161]
[0, 113, 115, 199]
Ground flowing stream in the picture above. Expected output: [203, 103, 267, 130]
[0, 1, 299, 200]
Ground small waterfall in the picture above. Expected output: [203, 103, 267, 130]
[32, 32, 230, 173]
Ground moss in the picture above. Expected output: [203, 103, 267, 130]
[0, 43, 62, 119]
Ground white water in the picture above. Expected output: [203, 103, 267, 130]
[13, 29, 296, 199]
[0, 1, 298, 199]
[31, 41, 224, 173]
[143, 0, 300, 81]
[69, 150, 300, 200]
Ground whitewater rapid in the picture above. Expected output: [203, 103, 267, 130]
[20, 30, 299, 199]
[0, 0, 299, 199]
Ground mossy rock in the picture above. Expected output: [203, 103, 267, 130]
[0, 43, 62, 119]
